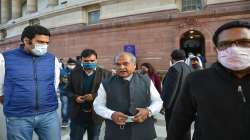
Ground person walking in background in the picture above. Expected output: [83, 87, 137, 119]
[141, 62, 162, 94]
[59, 58, 65, 69]
[186, 53, 203, 69]
[167, 20, 250, 140]
[190, 56, 203, 71]
[0, 25, 61, 140]
[185, 52, 195, 66]
[196, 53, 206, 68]
[59, 58, 77, 128]
[93, 52, 163, 140]
[66, 49, 111, 140]
[162, 49, 192, 140]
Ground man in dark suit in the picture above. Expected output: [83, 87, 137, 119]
[162, 49, 192, 140]
[66, 49, 111, 140]
[167, 20, 250, 140]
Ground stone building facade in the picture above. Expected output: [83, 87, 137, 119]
[0, 0, 249, 71]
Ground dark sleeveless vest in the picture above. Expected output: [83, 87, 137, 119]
[102, 73, 156, 140]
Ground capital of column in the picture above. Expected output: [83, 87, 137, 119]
[48, 0, 58, 7]
[12, 0, 22, 20]
[27, 0, 37, 13]
[1, 0, 10, 23]
[0, 30, 6, 41]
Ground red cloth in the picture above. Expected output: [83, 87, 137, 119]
[148, 73, 162, 94]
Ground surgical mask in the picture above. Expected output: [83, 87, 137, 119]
[31, 43, 48, 56]
[217, 46, 250, 71]
[81, 62, 97, 70]
[67, 65, 76, 70]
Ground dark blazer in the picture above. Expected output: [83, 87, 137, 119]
[66, 66, 111, 124]
[162, 61, 192, 110]
[167, 62, 250, 140]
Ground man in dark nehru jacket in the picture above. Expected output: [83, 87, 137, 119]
[94, 52, 163, 140]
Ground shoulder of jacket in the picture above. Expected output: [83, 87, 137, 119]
[3, 48, 20, 56]
[46, 52, 55, 58]
[135, 73, 151, 84]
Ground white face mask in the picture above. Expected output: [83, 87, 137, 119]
[67, 65, 76, 70]
[217, 46, 250, 71]
[31, 43, 48, 56]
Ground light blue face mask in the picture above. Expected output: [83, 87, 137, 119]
[31, 43, 48, 56]
[81, 62, 97, 70]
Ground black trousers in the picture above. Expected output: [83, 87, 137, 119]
[165, 108, 191, 140]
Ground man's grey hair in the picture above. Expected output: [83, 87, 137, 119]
[114, 52, 136, 64]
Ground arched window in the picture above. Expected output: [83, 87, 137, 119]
[182, 0, 203, 11]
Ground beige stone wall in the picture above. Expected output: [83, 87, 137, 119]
[207, 0, 241, 5]
[40, 8, 85, 29]
[101, 0, 177, 19]
[6, 23, 29, 38]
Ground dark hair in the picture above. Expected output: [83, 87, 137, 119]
[213, 20, 250, 46]
[67, 58, 76, 64]
[21, 25, 50, 42]
[141, 63, 156, 74]
[171, 49, 186, 61]
[76, 56, 81, 61]
[80, 49, 97, 58]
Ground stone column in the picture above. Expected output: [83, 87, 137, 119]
[0, 30, 4, 41]
[12, 0, 22, 20]
[1, 0, 10, 23]
[27, 0, 37, 13]
[48, 0, 58, 7]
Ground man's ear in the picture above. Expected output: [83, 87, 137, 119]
[23, 37, 32, 46]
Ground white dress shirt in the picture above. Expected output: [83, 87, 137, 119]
[93, 74, 163, 120]
[0, 53, 60, 96]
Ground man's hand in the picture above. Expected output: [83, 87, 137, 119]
[83, 94, 93, 102]
[111, 112, 128, 125]
[75, 96, 85, 103]
[133, 108, 150, 123]
[75, 94, 93, 103]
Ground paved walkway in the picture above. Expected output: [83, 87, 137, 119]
[0, 100, 168, 140]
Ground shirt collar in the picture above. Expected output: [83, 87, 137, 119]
[123, 74, 133, 81]
[172, 60, 185, 66]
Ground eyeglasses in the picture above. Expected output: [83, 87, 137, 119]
[217, 39, 250, 50]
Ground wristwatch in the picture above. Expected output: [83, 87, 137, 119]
[147, 108, 152, 117]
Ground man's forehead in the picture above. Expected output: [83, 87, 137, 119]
[82, 54, 96, 59]
[32, 35, 50, 43]
[218, 27, 250, 41]
[117, 55, 131, 62]
[34, 34, 49, 39]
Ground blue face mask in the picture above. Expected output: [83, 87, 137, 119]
[81, 62, 97, 70]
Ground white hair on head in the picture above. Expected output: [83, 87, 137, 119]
[114, 52, 136, 64]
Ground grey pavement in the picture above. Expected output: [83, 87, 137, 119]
[0, 99, 167, 140]
[61, 113, 167, 140]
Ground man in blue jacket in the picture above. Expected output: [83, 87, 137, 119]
[0, 25, 60, 140]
